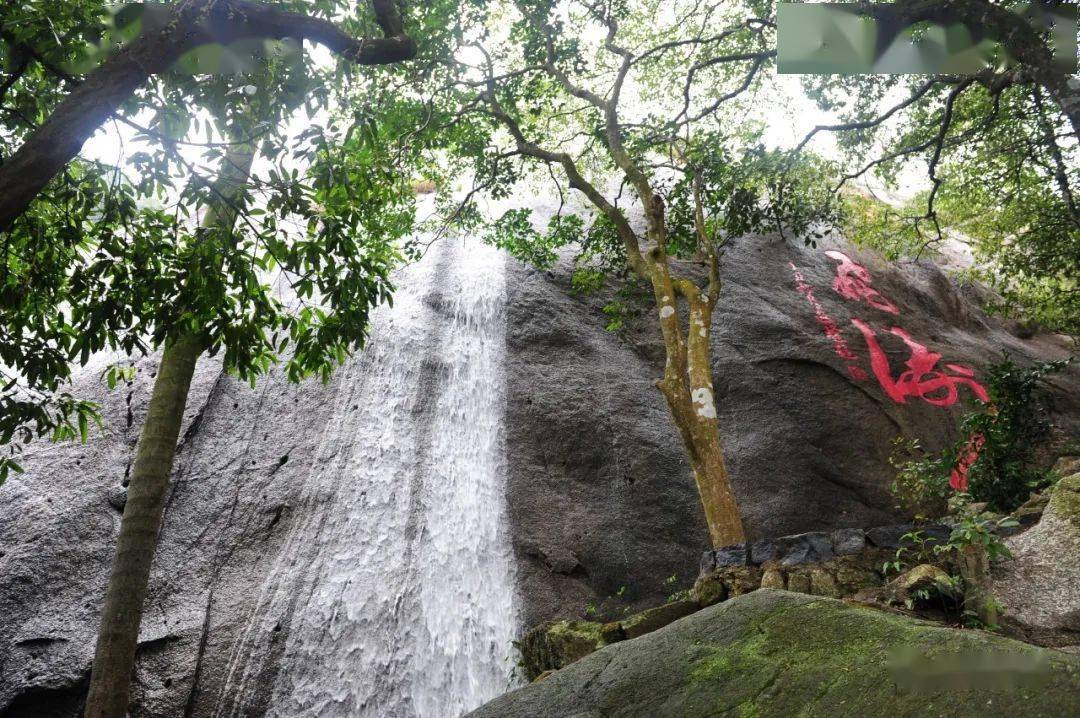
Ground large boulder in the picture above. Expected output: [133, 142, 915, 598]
[995, 473, 1080, 649]
[468, 589, 1080, 718]
[506, 227, 1079, 623]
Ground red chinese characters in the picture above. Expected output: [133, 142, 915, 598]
[791, 250, 992, 494]
[950, 433, 986, 491]
[790, 251, 988, 409]
[789, 263, 868, 380]
[850, 320, 990, 406]
[825, 250, 899, 315]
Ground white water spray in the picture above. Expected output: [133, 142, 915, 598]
[215, 238, 520, 717]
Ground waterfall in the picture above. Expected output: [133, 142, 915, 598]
[215, 237, 521, 717]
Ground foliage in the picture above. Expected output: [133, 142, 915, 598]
[959, 358, 1071, 511]
[941, 501, 1017, 564]
[888, 438, 954, 520]
[808, 71, 1079, 335]
[882, 528, 940, 576]
[888, 358, 1069, 516]
[840, 191, 932, 261]
[0, 0, 466, 482]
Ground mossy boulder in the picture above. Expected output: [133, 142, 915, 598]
[519, 601, 703, 679]
[471, 590, 1080, 717]
[994, 472, 1080, 648]
[517, 619, 607, 680]
[884, 564, 958, 607]
[620, 600, 699, 640]
[1047, 472, 1080, 529]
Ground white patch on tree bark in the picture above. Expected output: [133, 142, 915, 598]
[659, 305, 675, 319]
[691, 387, 717, 419]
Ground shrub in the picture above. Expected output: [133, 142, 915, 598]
[889, 358, 1069, 516]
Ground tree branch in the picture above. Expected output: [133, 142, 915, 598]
[0, 0, 416, 234]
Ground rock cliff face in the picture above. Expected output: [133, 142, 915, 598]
[0, 229, 1077, 715]
[505, 234, 1078, 624]
[466, 589, 1080, 718]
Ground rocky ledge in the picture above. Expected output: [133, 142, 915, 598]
[473, 589, 1080, 718]
[517, 473, 1079, 680]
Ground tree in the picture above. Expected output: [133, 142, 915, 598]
[0, 0, 416, 234]
[429, 0, 837, 547]
[85, 131, 261, 717]
[794, 0, 1078, 334]
[0, 1, 467, 713]
[0, 0, 431, 482]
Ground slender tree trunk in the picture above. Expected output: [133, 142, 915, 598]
[84, 140, 256, 717]
[653, 274, 745, 548]
[957, 543, 997, 627]
[638, 195, 745, 548]
[83, 332, 202, 717]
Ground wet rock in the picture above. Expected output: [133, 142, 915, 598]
[539, 546, 580, 575]
[775, 531, 833, 565]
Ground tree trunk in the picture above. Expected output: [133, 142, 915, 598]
[957, 543, 998, 627]
[83, 138, 257, 717]
[655, 278, 745, 548]
[639, 192, 744, 549]
[83, 332, 202, 718]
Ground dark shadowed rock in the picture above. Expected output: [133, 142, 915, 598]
[749, 537, 777, 564]
[467, 590, 1080, 718]
[775, 532, 833, 565]
[831, 528, 866, 555]
[505, 231, 1078, 623]
[866, 524, 917, 549]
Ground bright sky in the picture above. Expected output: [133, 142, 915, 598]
[79, 12, 931, 215]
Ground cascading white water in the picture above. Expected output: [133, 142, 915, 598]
[215, 237, 521, 717]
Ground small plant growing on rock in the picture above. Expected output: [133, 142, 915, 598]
[888, 358, 1069, 518]
[889, 439, 953, 519]
[882, 529, 939, 576]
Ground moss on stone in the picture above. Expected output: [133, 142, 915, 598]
[682, 593, 1078, 717]
[1047, 473, 1080, 529]
[473, 591, 1080, 718]
[517, 619, 606, 680]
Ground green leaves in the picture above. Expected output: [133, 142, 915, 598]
[0, 0, 457, 475]
[484, 209, 584, 270]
